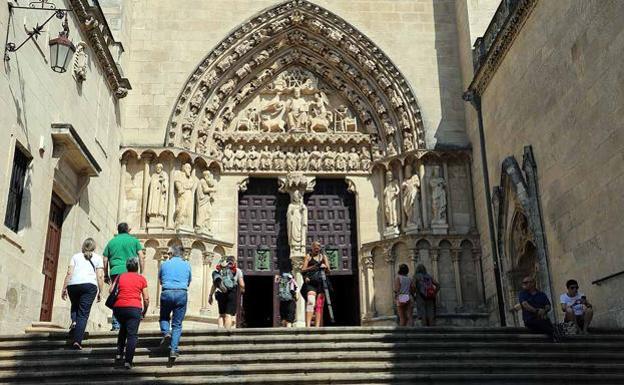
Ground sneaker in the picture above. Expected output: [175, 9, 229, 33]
[169, 350, 180, 359]
[72, 342, 82, 350]
[115, 353, 123, 361]
[160, 334, 171, 351]
[124, 362, 132, 370]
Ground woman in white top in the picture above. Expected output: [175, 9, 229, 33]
[61, 238, 104, 349]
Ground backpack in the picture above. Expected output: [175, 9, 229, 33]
[278, 278, 293, 301]
[419, 274, 436, 300]
[221, 267, 238, 291]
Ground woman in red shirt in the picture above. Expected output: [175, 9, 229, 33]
[110, 257, 149, 369]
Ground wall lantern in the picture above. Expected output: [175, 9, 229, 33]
[4, 1, 76, 73]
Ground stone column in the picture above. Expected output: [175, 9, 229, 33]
[362, 251, 375, 319]
[384, 246, 396, 320]
[291, 255, 306, 327]
[140, 155, 152, 229]
[430, 248, 440, 308]
[451, 248, 464, 311]
[155, 247, 169, 308]
[201, 251, 214, 314]
[443, 161, 454, 231]
[419, 163, 429, 229]
[117, 157, 128, 223]
[472, 248, 486, 310]
[166, 160, 176, 229]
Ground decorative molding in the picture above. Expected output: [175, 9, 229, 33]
[467, 0, 538, 96]
[68, 0, 131, 98]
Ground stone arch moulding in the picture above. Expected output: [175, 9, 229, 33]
[165, 0, 426, 175]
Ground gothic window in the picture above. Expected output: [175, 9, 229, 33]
[4, 145, 31, 232]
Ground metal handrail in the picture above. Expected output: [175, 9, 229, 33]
[592, 270, 624, 286]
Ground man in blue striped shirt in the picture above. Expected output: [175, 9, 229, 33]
[159, 245, 192, 358]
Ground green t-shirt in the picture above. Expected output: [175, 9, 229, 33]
[103, 233, 144, 276]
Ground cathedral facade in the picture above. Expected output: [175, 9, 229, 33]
[1, 0, 623, 333]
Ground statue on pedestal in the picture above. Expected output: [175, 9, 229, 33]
[174, 163, 198, 230]
[401, 164, 421, 229]
[383, 170, 400, 228]
[195, 170, 217, 234]
[146, 163, 169, 227]
[287, 190, 308, 255]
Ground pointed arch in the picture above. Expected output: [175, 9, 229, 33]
[166, 0, 426, 173]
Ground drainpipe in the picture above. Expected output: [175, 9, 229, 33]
[463, 91, 507, 327]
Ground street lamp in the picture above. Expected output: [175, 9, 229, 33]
[48, 14, 75, 73]
[4, 3, 76, 73]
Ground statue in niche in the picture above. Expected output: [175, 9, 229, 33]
[322, 146, 335, 170]
[430, 166, 448, 224]
[401, 164, 421, 228]
[222, 144, 234, 169]
[403, 131, 415, 151]
[218, 79, 235, 96]
[347, 147, 360, 171]
[360, 148, 372, 171]
[335, 147, 347, 172]
[253, 50, 269, 66]
[195, 170, 216, 234]
[236, 107, 259, 131]
[386, 137, 398, 157]
[247, 145, 260, 171]
[285, 148, 297, 172]
[383, 170, 400, 228]
[146, 163, 168, 227]
[273, 149, 285, 171]
[286, 87, 310, 131]
[309, 92, 332, 132]
[260, 93, 286, 132]
[287, 190, 307, 255]
[233, 144, 246, 170]
[174, 163, 197, 229]
[235, 62, 252, 79]
[297, 147, 308, 171]
[309, 145, 322, 171]
[195, 129, 208, 154]
[259, 145, 272, 170]
[181, 125, 193, 149]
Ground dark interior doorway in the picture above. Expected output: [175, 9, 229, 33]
[242, 276, 274, 328]
[326, 275, 360, 326]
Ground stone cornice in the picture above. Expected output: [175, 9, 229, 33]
[467, 0, 538, 96]
[68, 0, 131, 98]
[361, 233, 480, 254]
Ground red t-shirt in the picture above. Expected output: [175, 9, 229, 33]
[113, 272, 147, 308]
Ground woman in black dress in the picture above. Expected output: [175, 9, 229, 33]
[301, 241, 330, 327]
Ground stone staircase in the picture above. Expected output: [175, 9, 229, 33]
[1, 327, 624, 384]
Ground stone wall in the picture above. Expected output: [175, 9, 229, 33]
[0, 2, 124, 333]
[121, 0, 468, 149]
[465, 1, 624, 327]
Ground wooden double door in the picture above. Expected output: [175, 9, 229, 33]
[237, 178, 359, 327]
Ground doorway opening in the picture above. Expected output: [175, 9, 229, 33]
[40, 192, 66, 321]
[242, 275, 275, 328]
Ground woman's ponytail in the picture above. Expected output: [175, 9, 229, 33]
[82, 238, 96, 260]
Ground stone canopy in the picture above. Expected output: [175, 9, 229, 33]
[166, 0, 426, 174]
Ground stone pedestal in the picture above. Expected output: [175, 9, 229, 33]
[431, 221, 448, 235]
[383, 226, 400, 238]
[291, 255, 306, 327]
[404, 223, 420, 235]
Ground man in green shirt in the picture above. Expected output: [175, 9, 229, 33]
[103, 222, 145, 330]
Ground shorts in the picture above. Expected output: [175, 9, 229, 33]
[279, 300, 296, 323]
[216, 290, 237, 316]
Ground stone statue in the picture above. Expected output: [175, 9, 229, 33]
[360, 148, 372, 171]
[174, 163, 197, 229]
[286, 87, 309, 131]
[260, 93, 286, 132]
[236, 107, 259, 131]
[401, 164, 421, 228]
[296, 147, 308, 171]
[347, 147, 360, 171]
[195, 170, 216, 234]
[259, 145, 272, 170]
[383, 170, 400, 228]
[247, 145, 260, 170]
[273, 149, 286, 171]
[146, 163, 168, 226]
[309, 145, 322, 171]
[322, 146, 335, 170]
[285, 148, 297, 172]
[233, 144, 246, 170]
[309, 92, 332, 132]
[335, 147, 347, 171]
[386, 137, 398, 157]
[287, 190, 307, 254]
[430, 166, 448, 223]
[223, 144, 234, 169]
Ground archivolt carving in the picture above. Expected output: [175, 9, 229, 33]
[166, 0, 425, 174]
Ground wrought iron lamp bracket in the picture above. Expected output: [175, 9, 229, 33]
[4, 1, 74, 62]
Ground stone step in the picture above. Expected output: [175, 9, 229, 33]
[4, 361, 624, 382]
[2, 350, 624, 371]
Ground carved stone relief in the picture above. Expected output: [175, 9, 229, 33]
[401, 163, 421, 232]
[174, 163, 198, 230]
[72, 41, 88, 82]
[383, 170, 400, 232]
[146, 163, 169, 228]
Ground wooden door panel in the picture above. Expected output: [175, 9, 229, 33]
[39, 193, 65, 322]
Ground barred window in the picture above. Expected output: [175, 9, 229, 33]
[4, 145, 31, 232]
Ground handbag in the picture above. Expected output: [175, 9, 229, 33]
[105, 275, 120, 309]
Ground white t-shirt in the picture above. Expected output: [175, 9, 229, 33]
[560, 292, 585, 315]
[67, 253, 103, 286]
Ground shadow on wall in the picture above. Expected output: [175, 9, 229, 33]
[431, 0, 469, 149]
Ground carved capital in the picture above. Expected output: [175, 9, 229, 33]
[202, 251, 214, 265]
[345, 177, 357, 195]
[156, 247, 170, 261]
[278, 172, 315, 196]
[430, 248, 439, 262]
[238, 177, 250, 192]
[290, 255, 305, 273]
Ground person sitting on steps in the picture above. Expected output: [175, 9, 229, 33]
[519, 276, 560, 342]
[560, 279, 593, 334]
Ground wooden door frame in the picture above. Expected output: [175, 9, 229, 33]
[39, 192, 66, 322]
